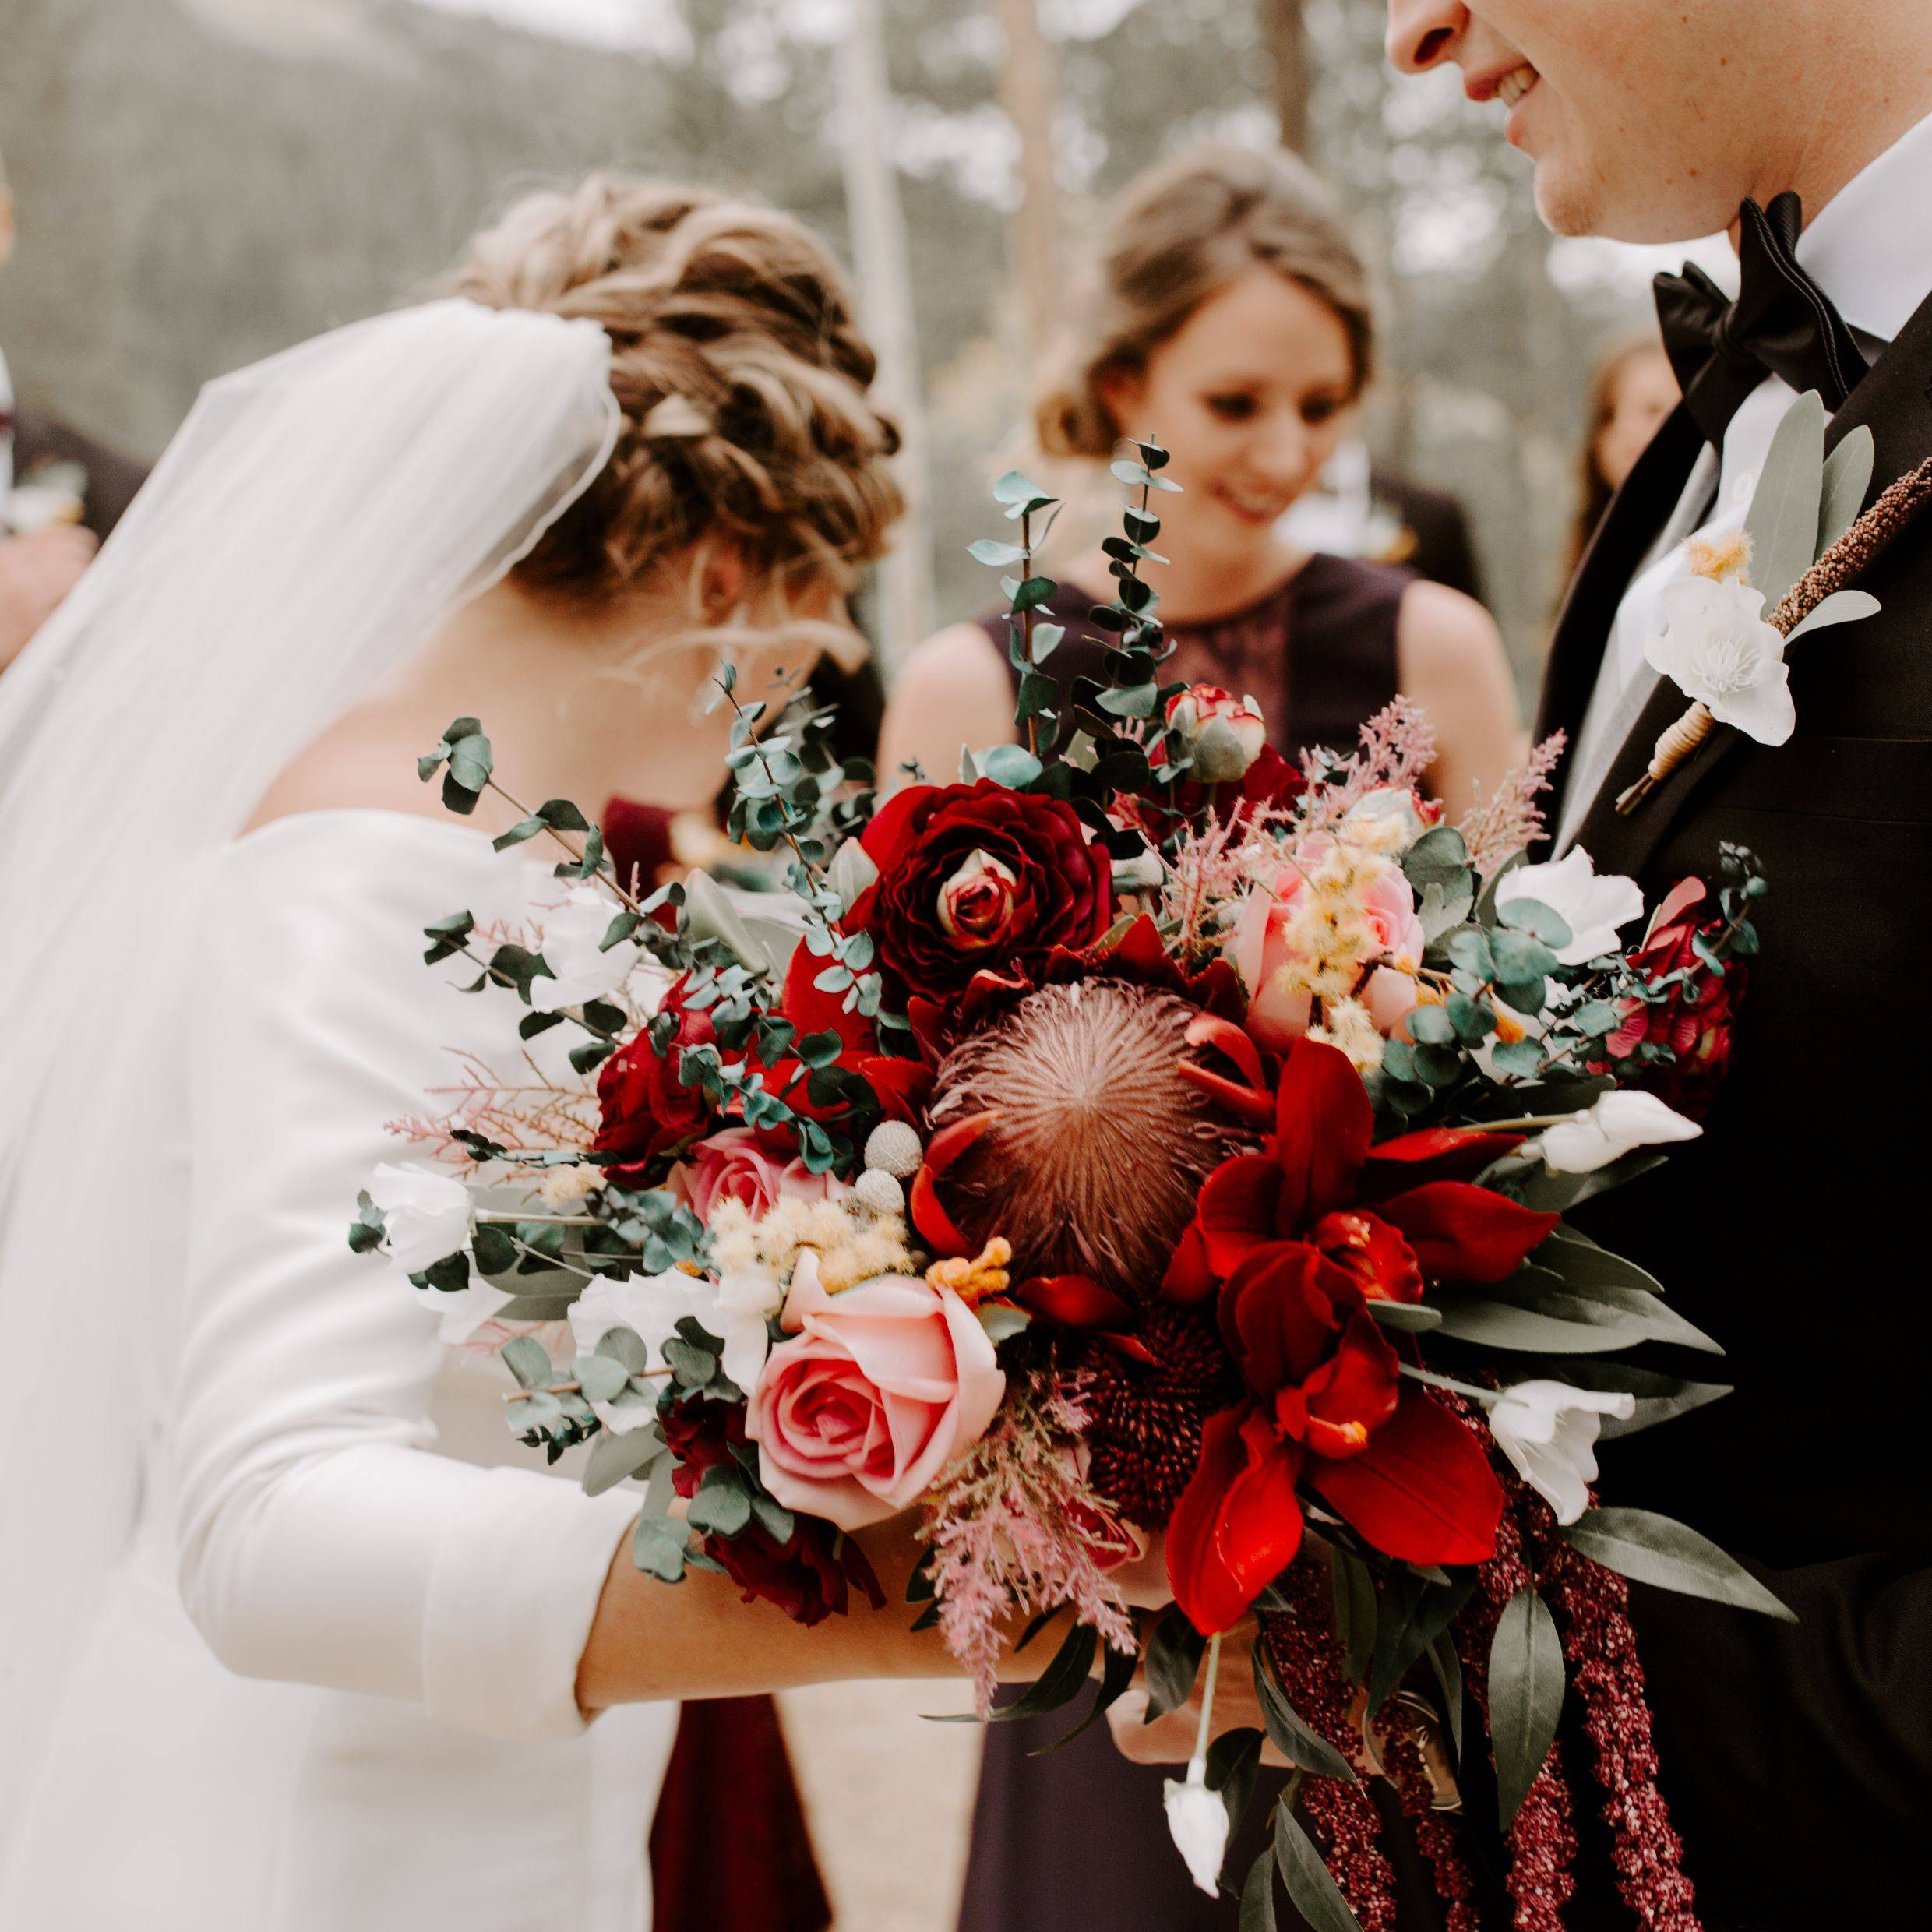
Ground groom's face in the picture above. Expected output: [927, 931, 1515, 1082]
[1384, 1, 1755, 243]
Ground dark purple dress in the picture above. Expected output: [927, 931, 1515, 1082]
[958, 552, 1454, 1932]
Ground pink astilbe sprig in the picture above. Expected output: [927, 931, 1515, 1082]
[385, 1047, 602, 1161]
[1299, 696, 1440, 831]
[1459, 730, 1568, 876]
[918, 1366, 1135, 1713]
[1160, 802, 1300, 963]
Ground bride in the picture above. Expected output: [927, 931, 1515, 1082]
[0, 175, 985, 1930]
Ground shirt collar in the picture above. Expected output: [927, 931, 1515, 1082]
[1798, 108, 1932, 345]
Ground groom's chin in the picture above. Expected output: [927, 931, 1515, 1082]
[1532, 160, 1733, 247]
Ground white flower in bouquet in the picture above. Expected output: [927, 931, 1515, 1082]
[1496, 847, 1645, 966]
[529, 884, 645, 1013]
[1162, 1767, 1229, 1897]
[367, 1162, 473, 1275]
[715, 1258, 788, 1394]
[1489, 1380, 1637, 1524]
[1536, 1090, 1702, 1173]
[1645, 574, 1796, 746]
[567, 1267, 719, 1433]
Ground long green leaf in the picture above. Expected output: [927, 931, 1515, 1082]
[1743, 388, 1827, 608]
[1817, 423, 1875, 550]
[1239, 1849, 1278, 1932]
[1039, 1634, 1139, 1752]
[1433, 1297, 1649, 1354]
[1786, 588, 1881, 643]
[1490, 1588, 1565, 1827]
[1565, 1507, 1796, 1620]
[1273, 1801, 1365, 1932]
[1253, 1645, 1359, 1783]
[1331, 1547, 1377, 1683]
[986, 1621, 1099, 1722]
[1144, 1607, 1208, 1720]
[1368, 1574, 1473, 1716]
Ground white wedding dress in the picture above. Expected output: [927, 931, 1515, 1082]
[1, 809, 677, 1930]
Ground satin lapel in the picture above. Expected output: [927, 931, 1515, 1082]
[1567, 286, 1932, 880]
[1536, 405, 1705, 752]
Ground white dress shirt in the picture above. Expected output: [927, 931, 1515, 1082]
[1557, 108, 1932, 849]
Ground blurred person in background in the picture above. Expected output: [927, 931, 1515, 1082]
[906, 143, 1519, 1932]
[0, 143, 147, 672]
[880, 145, 1522, 823]
[1562, 332, 1678, 582]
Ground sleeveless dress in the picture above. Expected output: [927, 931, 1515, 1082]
[975, 550, 1411, 763]
[0, 812, 678, 1931]
[959, 552, 1440, 1932]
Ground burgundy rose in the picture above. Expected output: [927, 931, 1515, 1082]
[661, 1399, 887, 1627]
[848, 779, 1113, 1003]
[592, 986, 716, 1183]
[1599, 879, 1743, 1117]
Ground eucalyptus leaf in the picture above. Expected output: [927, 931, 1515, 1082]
[1786, 588, 1881, 643]
[1565, 1507, 1796, 1620]
[501, 1334, 552, 1391]
[632, 1511, 689, 1583]
[1743, 388, 1827, 608]
[1817, 423, 1875, 550]
[981, 743, 1044, 788]
[573, 1352, 630, 1404]
[1490, 1588, 1564, 1827]
[583, 1423, 665, 1497]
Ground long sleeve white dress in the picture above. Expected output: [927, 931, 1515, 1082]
[1, 810, 675, 1931]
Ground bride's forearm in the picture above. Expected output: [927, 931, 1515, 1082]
[573, 1515, 1024, 1711]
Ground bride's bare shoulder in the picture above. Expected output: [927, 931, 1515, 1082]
[242, 708, 450, 835]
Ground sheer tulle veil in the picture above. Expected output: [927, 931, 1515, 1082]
[0, 299, 619, 1838]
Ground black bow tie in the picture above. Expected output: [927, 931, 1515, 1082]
[1654, 192, 1869, 447]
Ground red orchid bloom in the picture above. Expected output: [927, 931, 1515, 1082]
[1162, 1038, 1554, 1306]
[1166, 1239, 1505, 1631]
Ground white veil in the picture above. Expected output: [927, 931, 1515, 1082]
[0, 298, 619, 1835]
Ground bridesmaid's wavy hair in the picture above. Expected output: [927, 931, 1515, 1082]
[1036, 146, 1376, 460]
[452, 174, 903, 608]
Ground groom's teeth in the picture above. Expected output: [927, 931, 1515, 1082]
[1497, 66, 1536, 110]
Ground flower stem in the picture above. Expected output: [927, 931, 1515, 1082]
[1399, 1363, 1498, 1405]
[1189, 1629, 1222, 1783]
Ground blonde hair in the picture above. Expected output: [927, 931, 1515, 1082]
[1036, 145, 1375, 460]
[451, 174, 903, 608]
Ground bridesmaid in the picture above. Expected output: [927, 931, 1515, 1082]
[880, 143, 1521, 812]
[880, 144, 1522, 1932]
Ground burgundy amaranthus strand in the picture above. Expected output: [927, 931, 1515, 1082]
[1379, 1713, 1482, 1932]
[1263, 1555, 1399, 1931]
[1455, 1475, 1578, 1932]
[1528, 1507, 1701, 1932]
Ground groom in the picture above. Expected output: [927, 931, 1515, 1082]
[1382, 4, 1932, 1925]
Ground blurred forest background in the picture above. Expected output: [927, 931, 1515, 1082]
[0, 0, 1708, 692]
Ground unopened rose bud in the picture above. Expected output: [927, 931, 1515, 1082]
[1165, 683, 1266, 780]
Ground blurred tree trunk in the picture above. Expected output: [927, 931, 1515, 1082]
[834, 0, 934, 663]
[1262, 0, 1309, 153]
[992, 0, 1059, 365]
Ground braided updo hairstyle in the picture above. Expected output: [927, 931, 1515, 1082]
[452, 174, 903, 611]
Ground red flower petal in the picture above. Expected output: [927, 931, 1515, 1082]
[1306, 1391, 1501, 1565]
[1195, 1154, 1286, 1278]
[1012, 1274, 1136, 1329]
[1274, 1039, 1373, 1230]
[1363, 1127, 1526, 1189]
[1161, 1221, 1219, 1306]
[1377, 1181, 1559, 1284]
[1219, 1242, 1359, 1394]
[1296, 1310, 1401, 1459]
[1166, 1406, 1304, 1634]
[1310, 1209, 1423, 1304]
[909, 1164, 973, 1258]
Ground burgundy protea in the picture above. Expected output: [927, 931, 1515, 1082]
[923, 979, 1253, 1299]
[1074, 1301, 1242, 1528]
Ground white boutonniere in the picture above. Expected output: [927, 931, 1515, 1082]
[1618, 393, 1923, 813]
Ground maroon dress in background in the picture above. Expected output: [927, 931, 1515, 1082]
[959, 553, 1460, 1932]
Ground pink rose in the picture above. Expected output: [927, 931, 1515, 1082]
[680, 1127, 849, 1221]
[1230, 838, 1427, 1052]
[746, 1268, 1006, 1532]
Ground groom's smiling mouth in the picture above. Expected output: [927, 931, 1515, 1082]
[1495, 66, 1538, 111]
[1465, 58, 1542, 147]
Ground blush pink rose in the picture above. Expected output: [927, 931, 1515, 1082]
[746, 1268, 1006, 1532]
[1231, 837, 1428, 1050]
[680, 1127, 850, 1221]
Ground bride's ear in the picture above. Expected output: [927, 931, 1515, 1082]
[695, 540, 751, 625]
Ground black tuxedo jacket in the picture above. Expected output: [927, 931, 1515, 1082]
[9, 407, 148, 540]
[1533, 291, 1932, 1927]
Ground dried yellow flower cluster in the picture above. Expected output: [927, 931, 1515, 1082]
[1306, 996, 1385, 1074]
[1686, 527, 1753, 583]
[926, 1238, 1013, 1306]
[534, 1162, 606, 1210]
[710, 1193, 917, 1295]
[1267, 846, 1393, 1006]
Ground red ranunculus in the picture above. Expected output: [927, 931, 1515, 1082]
[593, 986, 717, 1183]
[661, 1399, 887, 1627]
[1163, 1038, 1555, 1303]
[1165, 1240, 1504, 1632]
[847, 779, 1113, 1003]
[1599, 878, 1743, 1118]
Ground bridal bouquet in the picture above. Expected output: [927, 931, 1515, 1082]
[354, 450, 1790, 1931]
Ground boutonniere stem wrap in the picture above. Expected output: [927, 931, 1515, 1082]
[1618, 453, 1932, 815]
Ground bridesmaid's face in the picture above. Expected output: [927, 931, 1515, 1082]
[1103, 267, 1358, 566]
